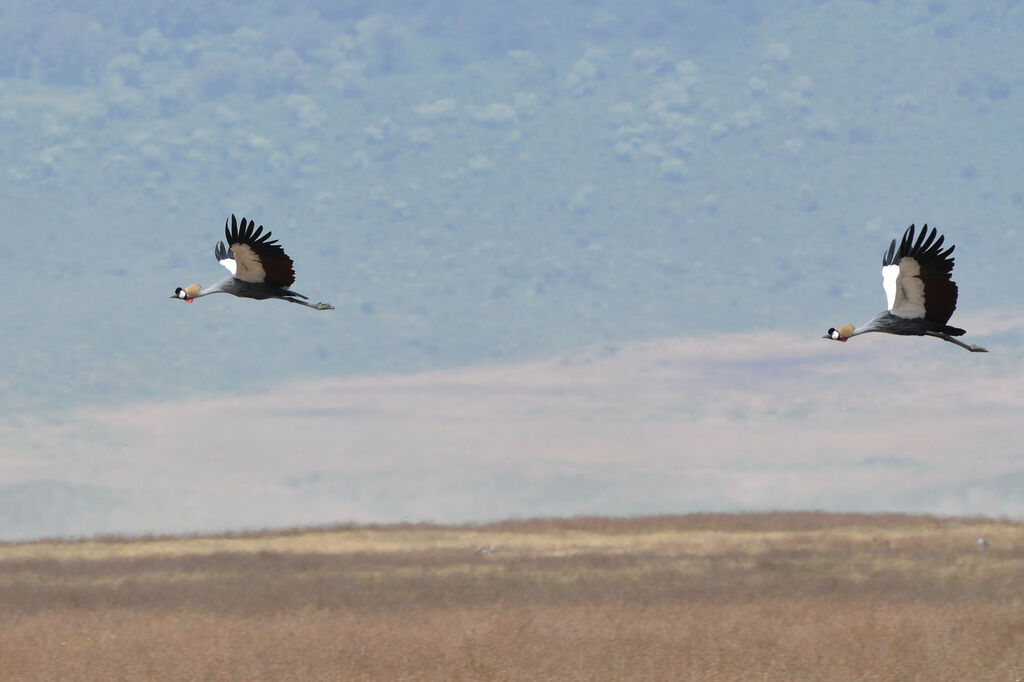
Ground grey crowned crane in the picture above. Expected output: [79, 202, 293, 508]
[824, 224, 986, 352]
[172, 215, 334, 310]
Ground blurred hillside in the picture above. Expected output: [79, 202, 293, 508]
[2, 1, 1022, 411]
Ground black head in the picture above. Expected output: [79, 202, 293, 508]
[823, 325, 852, 342]
[172, 286, 196, 303]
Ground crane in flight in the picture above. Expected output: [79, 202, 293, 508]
[824, 224, 986, 352]
[172, 215, 334, 310]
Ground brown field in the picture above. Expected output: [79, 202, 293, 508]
[2, 512, 1023, 681]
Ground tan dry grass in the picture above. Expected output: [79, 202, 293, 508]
[1, 512, 1023, 680]
[2, 511, 1011, 560]
[3, 601, 1023, 680]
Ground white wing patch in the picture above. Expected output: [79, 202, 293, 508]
[227, 243, 267, 283]
[884, 256, 926, 318]
[882, 263, 899, 310]
[218, 250, 238, 275]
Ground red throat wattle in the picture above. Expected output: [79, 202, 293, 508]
[186, 297, 194, 303]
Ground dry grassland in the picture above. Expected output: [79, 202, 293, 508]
[2, 512, 1023, 680]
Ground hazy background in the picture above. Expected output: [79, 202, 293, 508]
[2, 1, 1023, 539]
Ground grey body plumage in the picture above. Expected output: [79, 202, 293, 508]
[172, 215, 334, 310]
[193, 277, 314, 303]
[855, 311, 964, 337]
[824, 224, 986, 352]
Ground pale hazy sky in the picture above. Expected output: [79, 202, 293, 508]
[4, 313, 1022, 540]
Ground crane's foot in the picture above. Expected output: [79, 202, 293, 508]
[313, 302, 334, 310]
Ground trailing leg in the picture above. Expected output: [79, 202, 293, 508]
[926, 331, 987, 352]
[283, 296, 334, 310]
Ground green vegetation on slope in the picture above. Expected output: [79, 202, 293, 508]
[2, 1, 1022, 411]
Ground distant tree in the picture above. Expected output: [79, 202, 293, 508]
[153, 5, 202, 39]
[107, 53, 143, 88]
[35, 11, 117, 85]
[260, 49, 314, 95]
[269, 10, 329, 59]
[195, 50, 240, 96]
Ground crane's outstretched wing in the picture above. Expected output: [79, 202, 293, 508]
[881, 224, 958, 324]
[214, 214, 296, 287]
